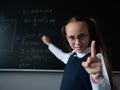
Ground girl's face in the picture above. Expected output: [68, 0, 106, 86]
[65, 21, 89, 53]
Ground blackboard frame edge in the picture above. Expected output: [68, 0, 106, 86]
[0, 69, 64, 73]
[0, 69, 120, 74]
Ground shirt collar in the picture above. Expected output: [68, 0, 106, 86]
[72, 47, 91, 58]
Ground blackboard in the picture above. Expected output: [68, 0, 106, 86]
[0, 0, 119, 71]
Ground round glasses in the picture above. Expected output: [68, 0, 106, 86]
[67, 33, 88, 42]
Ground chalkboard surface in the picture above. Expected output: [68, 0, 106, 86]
[0, 0, 119, 71]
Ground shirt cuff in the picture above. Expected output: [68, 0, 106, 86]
[90, 75, 104, 90]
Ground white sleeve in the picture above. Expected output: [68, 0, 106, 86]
[48, 44, 70, 64]
[90, 53, 111, 90]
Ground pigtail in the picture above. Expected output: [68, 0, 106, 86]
[89, 18, 117, 90]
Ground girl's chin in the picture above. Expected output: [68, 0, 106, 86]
[75, 49, 83, 53]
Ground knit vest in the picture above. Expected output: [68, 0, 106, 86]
[60, 53, 92, 90]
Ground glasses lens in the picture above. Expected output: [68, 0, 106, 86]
[67, 33, 88, 42]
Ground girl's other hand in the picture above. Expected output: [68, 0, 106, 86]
[41, 35, 51, 46]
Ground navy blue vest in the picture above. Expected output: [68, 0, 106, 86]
[60, 53, 92, 90]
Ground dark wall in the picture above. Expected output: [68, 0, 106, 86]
[0, 0, 119, 71]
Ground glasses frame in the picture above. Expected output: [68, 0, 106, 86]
[66, 33, 89, 42]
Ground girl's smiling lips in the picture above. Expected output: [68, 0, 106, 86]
[74, 46, 83, 50]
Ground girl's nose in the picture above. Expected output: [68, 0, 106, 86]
[75, 38, 80, 45]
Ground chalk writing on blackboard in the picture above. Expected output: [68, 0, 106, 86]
[23, 9, 56, 26]
[15, 9, 63, 69]
[0, 15, 17, 52]
[0, 8, 65, 70]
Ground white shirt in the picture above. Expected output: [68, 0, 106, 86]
[48, 44, 111, 90]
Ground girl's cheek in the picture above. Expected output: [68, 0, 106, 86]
[70, 43, 74, 49]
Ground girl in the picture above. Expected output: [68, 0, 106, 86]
[41, 16, 116, 90]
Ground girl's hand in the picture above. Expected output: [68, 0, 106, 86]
[82, 40, 103, 83]
[41, 35, 52, 46]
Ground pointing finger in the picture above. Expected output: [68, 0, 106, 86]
[91, 40, 96, 57]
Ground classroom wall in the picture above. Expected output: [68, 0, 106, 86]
[0, 71, 62, 90]
[0, 71, 120, 90]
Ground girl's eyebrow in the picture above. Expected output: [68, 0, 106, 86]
[69, 33, 88, 36]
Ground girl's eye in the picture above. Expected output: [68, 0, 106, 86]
[67, 33, 88, 42]
[78, 34, 87, 39]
